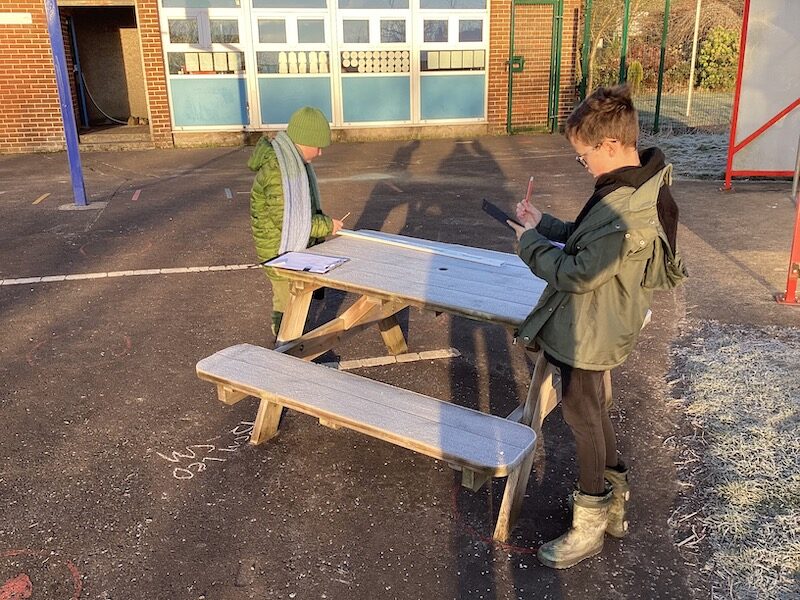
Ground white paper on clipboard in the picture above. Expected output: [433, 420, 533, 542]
[263, 251, 349, 274]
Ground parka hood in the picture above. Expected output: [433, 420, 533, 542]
[247, 136, 274, 172]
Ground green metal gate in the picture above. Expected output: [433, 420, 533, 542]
[506, 0, 564, 134]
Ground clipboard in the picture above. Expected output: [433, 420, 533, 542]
[262, 251, 349, 274]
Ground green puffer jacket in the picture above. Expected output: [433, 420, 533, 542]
[247, 137, 333, 265]
[517, 164, 686, 370]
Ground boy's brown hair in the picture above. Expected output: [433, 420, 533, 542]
[564, 84, 639, 148]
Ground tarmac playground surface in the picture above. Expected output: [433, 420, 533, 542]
[1, 135, 797, 599]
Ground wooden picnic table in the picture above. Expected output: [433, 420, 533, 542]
[273, 229, 547, 358]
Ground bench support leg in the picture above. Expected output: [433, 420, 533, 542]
[250, 397, 283, 445]
[493, 451, 535, 542]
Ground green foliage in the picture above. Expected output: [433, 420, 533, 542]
[697, 26, 739, 90]
[627, 60, 644, 94]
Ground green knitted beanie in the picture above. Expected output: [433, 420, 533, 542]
[286, 106, 331, 148]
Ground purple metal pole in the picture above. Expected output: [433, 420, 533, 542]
[44, 0, 88, 206]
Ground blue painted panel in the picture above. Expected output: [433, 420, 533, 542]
[170, 78, 248, 126]
[421, 74, 485, 120]
[342, 77, 410, 122]
[258, 77, 332, 124]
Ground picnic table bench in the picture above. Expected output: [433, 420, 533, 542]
[196, 343, 537, 542]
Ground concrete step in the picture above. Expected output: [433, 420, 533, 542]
[78, 140, 156, 152]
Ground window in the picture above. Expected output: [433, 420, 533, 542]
[339, 0, 407, 7]
[458, 19, 481, 42]
[380, 19, 405, 43]
[168, 19, 199, 44]
[258, 19, 287, 43]
[253, 0, 326, 7]
[423, 20, 447, 43]
[298, 19, 325, 43]
[343, 20, 369, 43]
[420, 0, 484, 7]
[210, 20, 239, 44]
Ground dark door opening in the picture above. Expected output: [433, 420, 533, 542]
[64, 6, 150, 142]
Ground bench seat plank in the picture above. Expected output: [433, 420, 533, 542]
[196, 344, 536, 477]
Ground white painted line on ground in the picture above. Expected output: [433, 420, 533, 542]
[131, 189, 142, 202]
[32, 193, 51, 205]
[319, 348, 461, 370]
[224, 188, 233, 199]
[0, 264, 259, 286]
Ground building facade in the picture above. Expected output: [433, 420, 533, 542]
[0, 0, 580, 153]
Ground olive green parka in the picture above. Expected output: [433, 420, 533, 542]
[516, 164, 685, 370]
[248, 137, 333, 267]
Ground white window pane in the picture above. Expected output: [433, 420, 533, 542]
[424, 20, 447, 43]
[298, 19, 325, 43]
[210, 20, 239, 44]
[339, 0, 407, 7]
[380, 20, 405, 43]
[258, 19, 287, 43]
[421, 0, 484, 7]
[459, 20, 481, 42]
[253, 0, 326, 7]
[343, 20, 369, 43]
[168, 19, 199, 44]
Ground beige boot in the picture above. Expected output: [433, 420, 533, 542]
[537, 489, 612, 569]
[604, 464, 630, 538]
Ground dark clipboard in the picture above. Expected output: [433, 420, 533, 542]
[482, 198, 521, 230]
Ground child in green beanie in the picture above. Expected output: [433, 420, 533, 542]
[247, 106, 343, 337]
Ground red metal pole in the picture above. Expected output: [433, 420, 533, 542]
[776, 191, 800, 305]
[724, 0, 751, 191]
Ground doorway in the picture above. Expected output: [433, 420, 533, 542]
[507, 0, 564, 133]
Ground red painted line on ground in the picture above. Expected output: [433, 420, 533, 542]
[450, 480, 539, 555]
[1, 550, 81, 599]
[131, 189, 142, 202]
[0, 573, 32, 599]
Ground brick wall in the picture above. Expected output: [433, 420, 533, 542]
[136, 1, 171, 148]
[0, 2, 172, 153]
[487, 0, 581, 134]
[0, 4, 65, 153]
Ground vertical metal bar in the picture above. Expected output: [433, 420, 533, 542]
[686, 0, 702, 117]
[653, 0, 670, 133]
[579, 0, 593, 100]
[506, 0, 517, 134]
[618, 0, 631, 83]
[792, 130, 800, 203]
[550, 0, 564, 131]
[44, 0, 88, 206]
[777, 189, 800, 304]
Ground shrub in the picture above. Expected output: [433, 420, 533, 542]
[627, 60, 644, 94]
[697, 26, 739, 91]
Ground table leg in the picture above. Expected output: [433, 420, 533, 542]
[520, 353, 560, 444]
[276, 281, 317, 344]
[275, 296, 408, 361]
[250, 396, 283, 445]
[493, 451, 535, 541]
[378, 313, 408, 355]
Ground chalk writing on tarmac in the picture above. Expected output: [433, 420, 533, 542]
[157, 421, 254, 480]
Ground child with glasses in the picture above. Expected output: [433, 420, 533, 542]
[507, 84, 687, 569]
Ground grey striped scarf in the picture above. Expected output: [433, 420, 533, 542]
[271, 131, 312, 254]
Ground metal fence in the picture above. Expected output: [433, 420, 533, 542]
[579, 0, 742, 134]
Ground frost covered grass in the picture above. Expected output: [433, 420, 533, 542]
[672, 322, 800, 599]
[639, 130, 729, 180]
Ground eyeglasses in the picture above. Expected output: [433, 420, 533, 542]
[575, 139, 617, 168]
[575, 143, 603, 168]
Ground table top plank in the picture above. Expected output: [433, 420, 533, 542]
[275, 232, 546, 327]
[197, 344, 536, 475]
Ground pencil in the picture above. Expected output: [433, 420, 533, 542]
[341, 211, 351, 221]
[524, 176, 534, 203]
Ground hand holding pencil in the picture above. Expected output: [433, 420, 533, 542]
[332, 211, 350, 235]
[509, 176, 542, 239]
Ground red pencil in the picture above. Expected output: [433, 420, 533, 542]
[524, 176, 534, 203]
